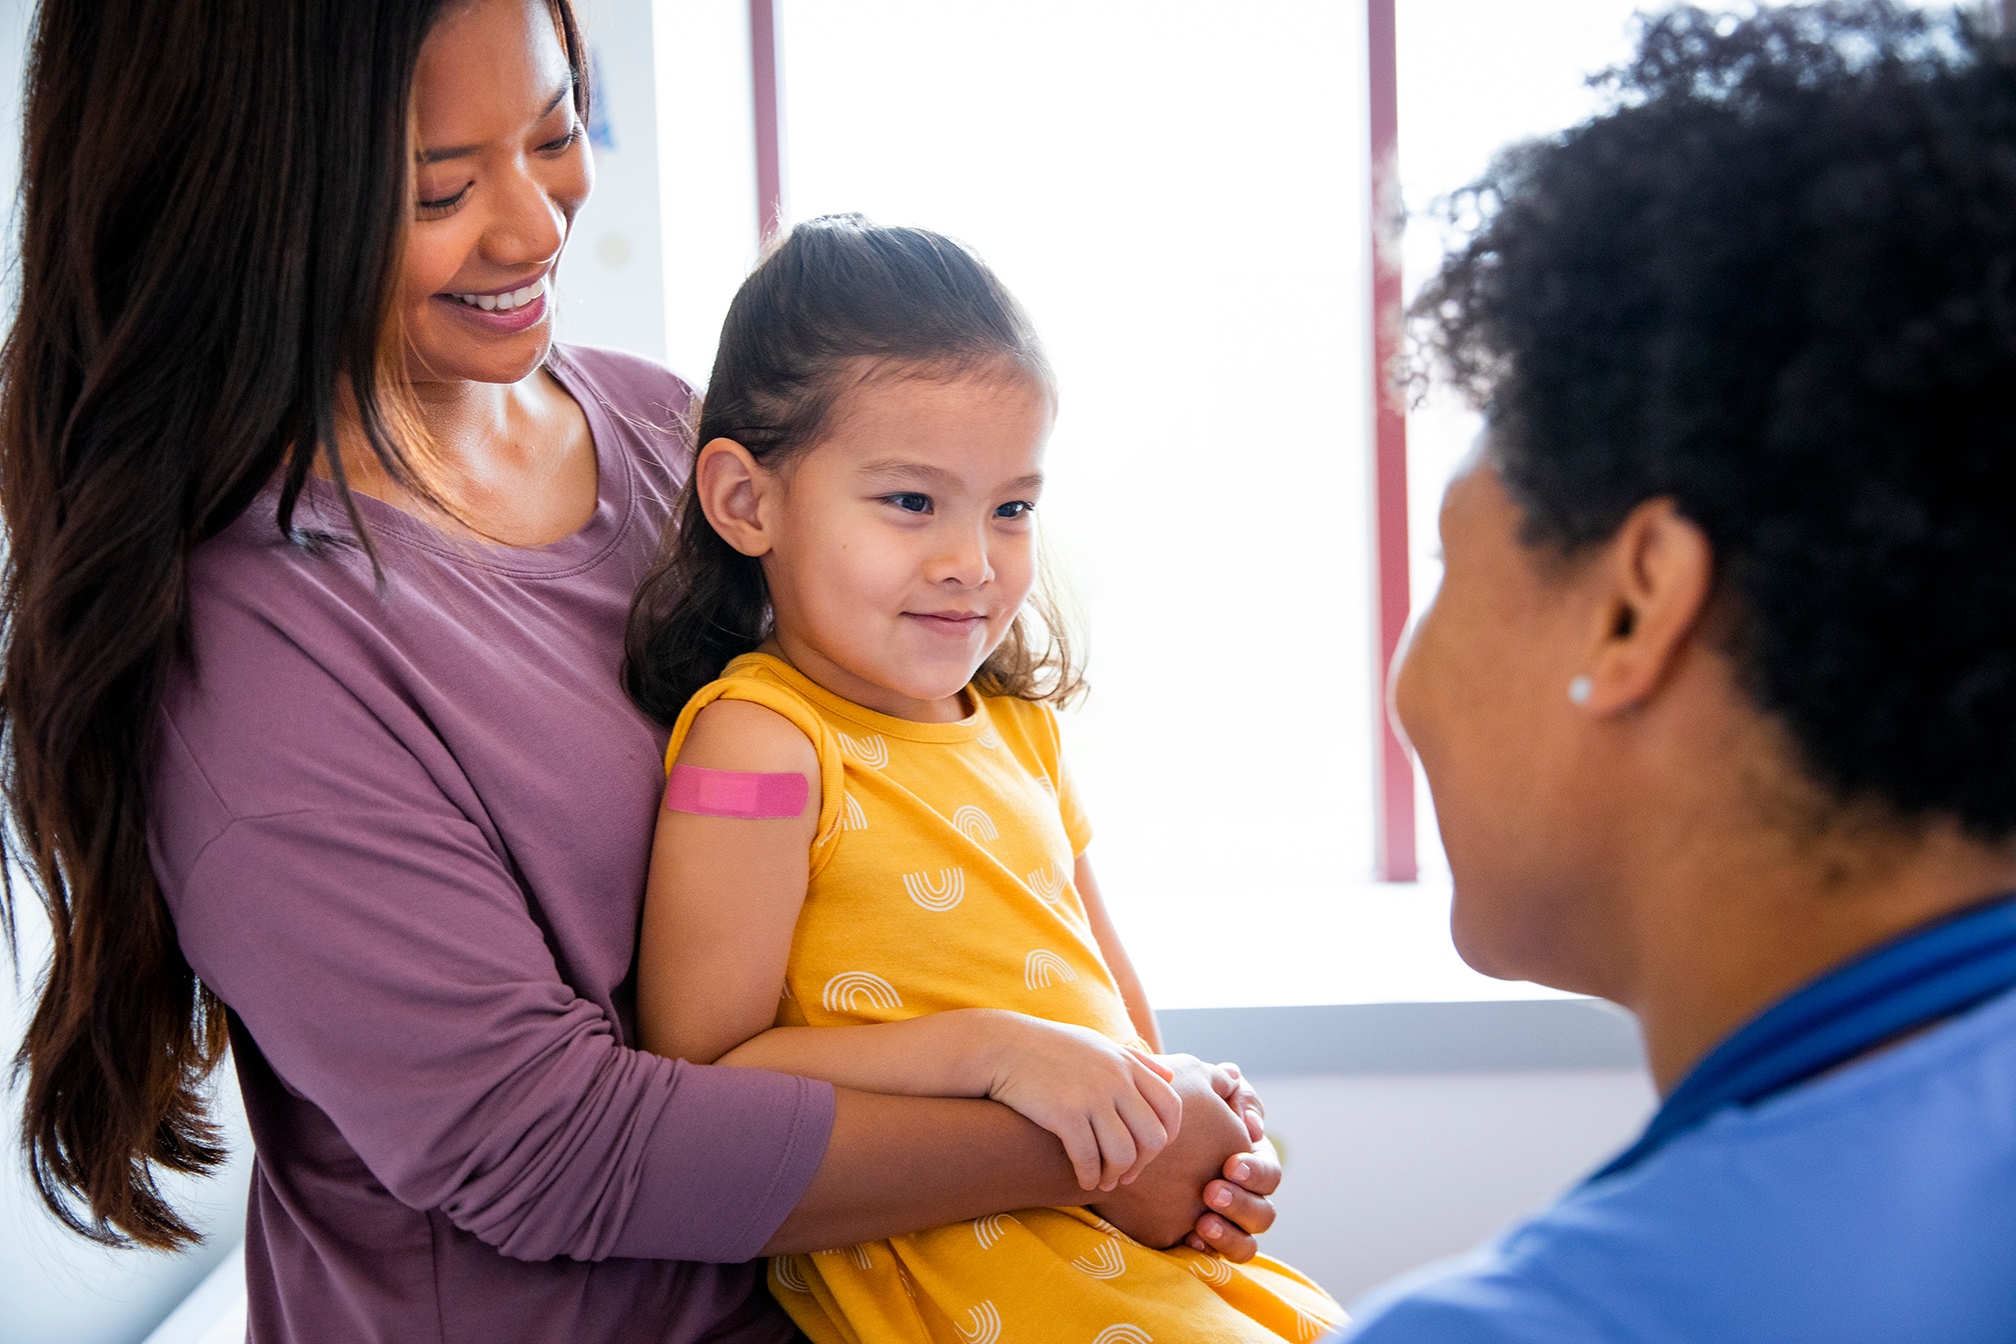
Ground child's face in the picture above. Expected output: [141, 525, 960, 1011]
[761, 369, 1053, 721]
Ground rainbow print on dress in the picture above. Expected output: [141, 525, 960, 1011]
[665, 653, 1343, 1343]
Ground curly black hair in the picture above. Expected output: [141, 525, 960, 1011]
[1413, 1, 2016, 838]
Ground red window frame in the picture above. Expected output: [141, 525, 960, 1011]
[743, 0, 1418, 881]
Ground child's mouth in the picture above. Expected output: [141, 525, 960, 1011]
[906, 611, 986, 636]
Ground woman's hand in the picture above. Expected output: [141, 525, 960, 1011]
[981, 1015, 1185, 1191]
[761, 1058, 1278, 1256]
[1188, 1136, 1282, 1259]
[1186, 1061, 1281, 1259]
[1091, 1055, 1280, 1258]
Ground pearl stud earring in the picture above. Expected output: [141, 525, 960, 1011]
[1568, 675, 1594, 706]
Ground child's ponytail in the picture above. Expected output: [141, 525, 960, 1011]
[626, 214, 1080, 723]
[625, 482, 773, 727]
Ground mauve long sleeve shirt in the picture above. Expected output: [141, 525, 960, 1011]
[147, 346, 835, 1344]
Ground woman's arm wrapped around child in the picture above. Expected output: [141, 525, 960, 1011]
[638, 697, 1186, 1194]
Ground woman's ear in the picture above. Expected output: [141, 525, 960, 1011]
[1576, 498, 1715, 715]
[694, 438, 774, 558]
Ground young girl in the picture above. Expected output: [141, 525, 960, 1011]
[626, 215, 1340, 1344]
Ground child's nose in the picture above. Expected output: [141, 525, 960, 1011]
[929, 526, 995, 588]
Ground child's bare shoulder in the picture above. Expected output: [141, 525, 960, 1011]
[678, 697, 818, 774]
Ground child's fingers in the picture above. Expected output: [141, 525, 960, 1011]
[1109, 1090, 1171, 1185]
[1088, 1106, 1139, 1191]
[1112, 1086, 1171, 1166]
[1058, 1118, 1103, 1191]
[1131, 1059, 1185, 1141]
[1126, 1047, 1175, 1082]
[1201, 1060, 1268, 1142]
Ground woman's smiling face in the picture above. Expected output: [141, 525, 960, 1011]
[404, 0, 591, 387]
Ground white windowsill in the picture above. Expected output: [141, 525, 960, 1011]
[1118, 877, 1575, 1012]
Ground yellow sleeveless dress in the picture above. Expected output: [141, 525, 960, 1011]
[665, 654, 1342, 1344]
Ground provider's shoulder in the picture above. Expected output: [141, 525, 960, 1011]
[1336, 1257, 1607, 1343]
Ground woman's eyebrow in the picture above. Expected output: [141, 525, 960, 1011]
[418, 81, 573, 164]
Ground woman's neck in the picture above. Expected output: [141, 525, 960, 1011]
[1514, 635, 2016, 1094]
[329, 367, 595, 548]
[1619, 785, 2016, 1093]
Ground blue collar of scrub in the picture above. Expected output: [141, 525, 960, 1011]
[1589, 892, 2016, 1184]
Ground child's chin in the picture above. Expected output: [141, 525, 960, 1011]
[904, 676, 981, 705]
[889, 649, 983, 688]
[886, 666, 985, 707]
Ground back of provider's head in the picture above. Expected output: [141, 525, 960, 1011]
[1414, 0, 2016, 839]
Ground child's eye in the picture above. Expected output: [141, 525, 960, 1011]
[884, 493, 933, 514]
[994, 501, 1036, 520]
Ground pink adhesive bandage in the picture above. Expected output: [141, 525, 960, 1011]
[664, 764, 809, 819]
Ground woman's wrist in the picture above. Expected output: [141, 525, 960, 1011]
[762, 1088, 1085, 1253]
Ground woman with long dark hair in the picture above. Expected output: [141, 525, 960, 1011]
[0, 2, 1281, 1340]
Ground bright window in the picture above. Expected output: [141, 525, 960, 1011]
[650, 1, 1892, 1006]
[773, 3, 1382, 960]
[1396, 0, 1656, 884]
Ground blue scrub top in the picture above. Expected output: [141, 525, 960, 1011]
[1335, 984, 2016, 1343]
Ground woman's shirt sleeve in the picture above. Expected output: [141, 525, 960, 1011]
[149, 566, 834, 1266]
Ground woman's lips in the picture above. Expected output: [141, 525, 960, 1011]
[436, 292, 546, 334]
[450, 274, 547, 310]
[434, 274, 549, 334]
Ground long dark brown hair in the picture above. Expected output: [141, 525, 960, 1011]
[0, 0, 585, 1250]
[625, 214, 1084, 724]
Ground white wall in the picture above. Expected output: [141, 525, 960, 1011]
[1, 900, 256, 1344]
[1255, 1068, 1653, 1306]
[559, 0, 669, 360]
[1, 0, 22, 322]
[650, 0, 763, 385]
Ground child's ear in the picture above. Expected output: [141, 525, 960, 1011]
[694, 438, 774, 558]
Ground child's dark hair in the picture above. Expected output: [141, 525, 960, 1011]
[625, 214, 1081, 724]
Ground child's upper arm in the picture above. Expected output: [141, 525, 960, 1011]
[1072, 849, 1161, 1050]
[636, 698, 822, 1064]
[1025, 700, 1094, 856]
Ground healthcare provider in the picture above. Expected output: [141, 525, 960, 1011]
[1341, 4, 2016, 1339]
